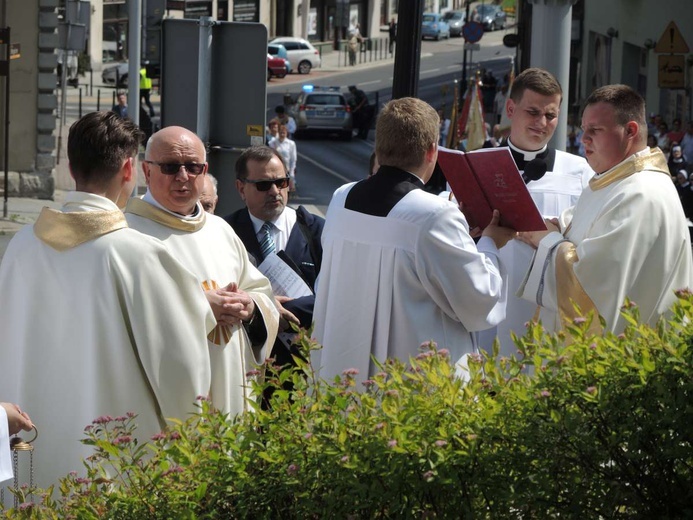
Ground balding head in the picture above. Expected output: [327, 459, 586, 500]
[143, 126, 208, 216]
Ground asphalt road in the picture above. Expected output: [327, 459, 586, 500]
[267, 33, 515, 217]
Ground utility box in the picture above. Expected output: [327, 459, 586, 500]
[161, 19, 268, 216]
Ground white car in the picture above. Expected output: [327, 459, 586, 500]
[269, 37, 321, 74]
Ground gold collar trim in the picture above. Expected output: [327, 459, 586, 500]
[34, 207, 128, 251]
[125, 197, 206, 232]
[589, 148, 670, 191]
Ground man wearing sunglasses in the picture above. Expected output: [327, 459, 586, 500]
[0, 112, 214, 489]
[225, 146, 324, 387]
[126, 126, 279, 417]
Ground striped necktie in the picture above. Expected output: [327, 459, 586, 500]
[260, 221, 276, 260]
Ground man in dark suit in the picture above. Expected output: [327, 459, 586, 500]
[225, 145, 324, 372]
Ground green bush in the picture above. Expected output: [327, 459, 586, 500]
[5, 293, 693, 518]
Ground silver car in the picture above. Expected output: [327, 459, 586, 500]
[289, 86, 353, 140]
[442, 10, 466, 37]
[102, 62, 129, 87]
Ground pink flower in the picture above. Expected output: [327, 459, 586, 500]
[385, 390, 399, 397]
[304, 432, 313, 440]
[374, 422, 385, 430]
[246, 369, 261, 377]
[573, 317, 587, 325]
[92, 415, 113, 425]
[434, 440, 448, 448]
[422, 470, 435, 480]
[362, 379, 375, 387]
[151, 432, 167, 441]
[113, 435, 132, 445]
[126, 411, 137, 417]
[416, 351, 435, 360]
[387, 440, 397, 448]
[540, 390, 551, 398]
[340, 455, 349, 463]
[115, 415, 128, 422]
[169, 431, 181, 440]
[287, 464, 298, 475]
[586, 386, 597, 395]
[437, 349, 450, 358]
[342, 368, 359, 377]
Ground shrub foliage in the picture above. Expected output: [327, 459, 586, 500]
[5, 293, 693, 518]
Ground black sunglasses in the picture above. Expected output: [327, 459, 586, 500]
[145, 161, 206, 175]
[242, 177, 291, 191]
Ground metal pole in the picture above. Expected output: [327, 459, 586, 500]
[2, 24, 8, 218]
[78, 87, 82, 118]
[196, 16, 214, 142]
[127, 0, 141, 126]
[392, 0, 424, 99]
[96, 88, 100, 111]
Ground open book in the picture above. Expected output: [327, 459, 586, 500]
[436, 146, 547, 232]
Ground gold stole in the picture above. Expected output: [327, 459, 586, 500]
[34, 207, 128, 251]
[555, 148, 670, 333]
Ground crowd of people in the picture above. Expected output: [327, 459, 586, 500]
[2, 67, 692, 494]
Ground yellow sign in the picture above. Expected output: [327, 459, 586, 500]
[247, 124, 264, 137]
[658, 55, 685, 89]
[655, 21, 689, 54]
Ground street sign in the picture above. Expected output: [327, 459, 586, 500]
[462, 22, 484, 44]
[9, 43, 19, 60]
[654, 21, 689, 54]
[658, 54, 685, 89]
[464, 43, 480, 51]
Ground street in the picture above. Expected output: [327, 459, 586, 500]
[268, 32, 514, 216]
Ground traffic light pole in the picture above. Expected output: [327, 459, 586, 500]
[391, 0, 424, 99]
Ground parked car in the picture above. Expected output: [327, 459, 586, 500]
[472, 4, 507, 31]
[288, 85, 352, 140]
[269, 37, 321, 74]
[267, 54, 288, 80]
[421, 13, 450, 41]
[102, 62, 129, 87]
[268, 43, 292, 74]
[442, 10, 466, 37]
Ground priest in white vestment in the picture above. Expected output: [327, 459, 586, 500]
[518, 85, 693, 334]
[126, 126, 279, 416]
[0, 403, 33, 484]
[0, 113, 214, 491]
[313, 97, 517, 383]
[478, 68, 593, 358]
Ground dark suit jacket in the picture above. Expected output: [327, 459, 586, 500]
[224, 205, 324, 329]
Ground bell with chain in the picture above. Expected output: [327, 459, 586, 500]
[1, 426, 38, 510]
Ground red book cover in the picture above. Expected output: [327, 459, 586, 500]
[437, 147, 546, 232]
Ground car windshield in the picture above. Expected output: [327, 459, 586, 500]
[444, 12, 462, 20]
[422, 14, 436, 22]
[478, 5, 495, 15]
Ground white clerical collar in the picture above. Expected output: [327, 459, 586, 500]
[507, 138, 548, 161]
[142, 189, 202, 220]
[594, 146, 651, 178]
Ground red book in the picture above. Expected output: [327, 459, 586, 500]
[436, 146, 546, 232]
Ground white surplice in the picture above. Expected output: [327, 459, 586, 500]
[126, 195, 279, 416]
[0, 192, 214, 490]
[312, 182, 507, 383]
[478, 149, 593, 357]
[0, 406, 11, 483]
[519, 147, 693, 333]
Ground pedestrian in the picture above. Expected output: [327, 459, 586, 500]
[477, 68, 593, 359]
[268, 124, 298, 192]
[0, 112, 214, 490]
[388, 18, 397, 54]
[139, 64, 155, 118]
[200, 173, 219, 214]
[348, 25, 363, 66]
[125, 125, 279, 417]
[518, 84, 693, 334]
[348, 85, 372, 139]
[111, 91, 128, 119]
[312, 97, 516, 384]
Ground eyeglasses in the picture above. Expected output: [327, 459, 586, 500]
[145, 161, 206, 175]
[242, 177, 291, 191]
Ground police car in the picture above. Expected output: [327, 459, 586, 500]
[289, 85, 353, 141]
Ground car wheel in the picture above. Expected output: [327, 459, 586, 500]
[490, 21, 496, 31]
[298, 60, 312, 74]
[118, 74, 128, 88]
